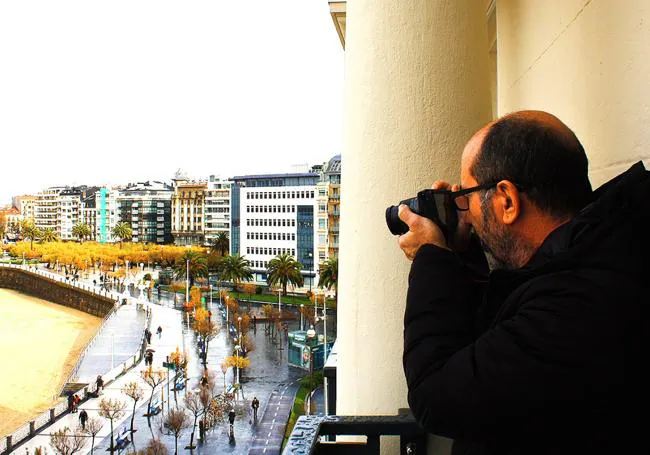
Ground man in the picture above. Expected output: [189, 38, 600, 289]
[228, 408, 236, 434]
[251, 397, 260, 422]
[79, 408, 88, 430]
[397, 111, 648, 454]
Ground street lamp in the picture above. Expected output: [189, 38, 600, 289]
[307, 252, 313, 292]
[300, 304, 304, 331]
[277, 289, 282, 315]
[185, 258, 190, 304]
[306, 325, 316, 409]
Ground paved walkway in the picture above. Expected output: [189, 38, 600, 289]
[76, 304, 147, 384]
[248, 380, 300, 455]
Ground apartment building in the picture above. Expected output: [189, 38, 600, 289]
[95, 187, 120, 243]
[117, 181, 173, 244]
[12, 195, 36, 222]
[231, 173, 319, 286]
[171, 176, 207, 246]
[204, 176, 232, 247]
[34, 187, 65, 236]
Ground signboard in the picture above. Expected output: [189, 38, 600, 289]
[162, 362, 176, 370]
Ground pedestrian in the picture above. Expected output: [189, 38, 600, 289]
[397, 110, 649, 454]
[70, 394, 78, 413]
[93, 279, 97, 287]
[79, 409, 88, 430]
[157, 325, 162, 338]
[251, 397, 259, 422]
[252, 315, 257, 326]
[200, 374, 209, 388]
[67, 393, 74, 412]
[228, 408, 236, 433]
[146, 329, 151, 344]
[96, 375, 104, 395]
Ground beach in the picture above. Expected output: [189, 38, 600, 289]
[0, 288, 101, 437]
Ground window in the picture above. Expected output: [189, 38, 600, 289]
[319, 219, 326, 229]
[319, 204, 327, 212]
[319, 235, 327, 244]
[291, 233, 296, 241]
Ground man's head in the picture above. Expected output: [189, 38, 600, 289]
[460, 111, 592, 269]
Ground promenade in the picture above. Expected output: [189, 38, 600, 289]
[4, 266, 305, 455]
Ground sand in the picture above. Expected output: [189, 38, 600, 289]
[0, 288, 102, 437]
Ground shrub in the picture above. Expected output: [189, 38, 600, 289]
[255, 285, 263, 294]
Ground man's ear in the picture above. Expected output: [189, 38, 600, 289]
[495, 180, 521, 225]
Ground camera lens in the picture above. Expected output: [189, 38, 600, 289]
[385, 206, 409, 236]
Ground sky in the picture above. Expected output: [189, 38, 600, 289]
[0, 1, 344, 205]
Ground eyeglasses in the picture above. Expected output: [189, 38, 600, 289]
[450, 181, 523, 211]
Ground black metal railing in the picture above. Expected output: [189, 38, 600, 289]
[283, 412, 427, 455]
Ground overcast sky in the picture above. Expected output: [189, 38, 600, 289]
[0, 1, 344, 205]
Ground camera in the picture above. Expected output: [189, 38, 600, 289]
[385, 189, 458, 242]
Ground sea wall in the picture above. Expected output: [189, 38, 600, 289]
[0, 267, 114, 318]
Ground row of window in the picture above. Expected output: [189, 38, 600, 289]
[246, 218, 296, 227]
[246, 190, 315, 200]
[246, 247, 296, 257]
[246, 205, 297, 213]
[246, 232, 296, 241]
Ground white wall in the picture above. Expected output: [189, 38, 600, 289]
[497, 0, 650, 186]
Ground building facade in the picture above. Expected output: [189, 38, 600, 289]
[231, 173, 319, 287]
[117, 182, 173, 244]
[34, 187, 65, 237]
[171, 177, 207, 246]
[204, 176, 232, 247]
[95, 187, 120, 243]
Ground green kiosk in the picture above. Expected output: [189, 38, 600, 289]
[288, 328, 335, 372]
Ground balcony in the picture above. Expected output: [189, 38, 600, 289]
[283, 413, 426, 455]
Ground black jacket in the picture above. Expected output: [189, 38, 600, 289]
[403, 162, 650, 454]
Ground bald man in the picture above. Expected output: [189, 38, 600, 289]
[398, 111, 648, 454]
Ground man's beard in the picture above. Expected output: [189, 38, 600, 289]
[475, 200, 521, 270]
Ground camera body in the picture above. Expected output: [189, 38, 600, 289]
[385, 189, 458, 242]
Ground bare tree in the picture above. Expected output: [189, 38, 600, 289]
[98, 398, 127, 455]
[49, 426, 85, 455]
[141, 367, 166, 419]
[163, 408, 190, 455]
[122, 381, 145, 433]
[183, 392, 203, 449]
[136, 439, 168, 455]
[84, 418, 104, 455]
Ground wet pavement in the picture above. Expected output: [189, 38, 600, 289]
[76, 304, 147, 384]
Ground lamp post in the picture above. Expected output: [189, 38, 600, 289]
[277, 288, 282, 315]
[185, 258, 190, 304]
[209, 284, 213, 310]
[238, 316, 243, 348]
[306, 325, 316, 411]
[307, 252, 313, 292]
[234, 342, 241, 386]
[323, 295, 328, 365]
[300, 304, 304, 331]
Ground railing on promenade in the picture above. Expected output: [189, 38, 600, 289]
[0, 264, 152, 455]
[283, 412, 427, 455]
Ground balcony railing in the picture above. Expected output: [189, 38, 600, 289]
[283, 412, 427, 455]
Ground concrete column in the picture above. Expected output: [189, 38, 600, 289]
[337, 0, 491, 424]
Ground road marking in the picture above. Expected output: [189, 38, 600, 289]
[268, 432, 272, 437]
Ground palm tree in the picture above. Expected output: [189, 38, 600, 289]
[217, 254, 253, 292]
[72, 223, 92, 243]
[318, 256, 339, 301]
[173, 250, 208, 288]
[209, 232, 229, 256]
[111, 222, 132, 248]
[20, 220, 41, 251]
[40, 228, 58, 243]
[266, 253, 304, 296]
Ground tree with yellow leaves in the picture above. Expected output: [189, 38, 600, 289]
[193, 314, 218, 368]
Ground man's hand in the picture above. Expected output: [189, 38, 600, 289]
[398, 204, 448, 260]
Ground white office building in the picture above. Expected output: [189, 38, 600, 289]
[231, 173, 319, 288]
[204, 176, 232, 247]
